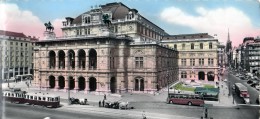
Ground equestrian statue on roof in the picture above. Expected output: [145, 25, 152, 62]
[44, 21, 54, 32]
[102, 14, 112, 27]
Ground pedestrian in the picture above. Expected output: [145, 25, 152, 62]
[102, 100, 105, 107]
[99, 100, 101, 107]
[104, 94, 106, 100]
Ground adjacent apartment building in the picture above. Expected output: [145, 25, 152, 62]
[161, 33, 219, 82]
[34, 2, 178, 94]
[0, 30, 38, 81]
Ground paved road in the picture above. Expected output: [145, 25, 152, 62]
[225, 73, 260, 104]
[3, 102, 134, 119]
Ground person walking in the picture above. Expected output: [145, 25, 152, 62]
[104, 94, 106, 100]
[102, 100, 105, 107]
[99, 100, 101, 107]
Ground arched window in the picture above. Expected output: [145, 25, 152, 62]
[191, 43, 194, 49]
[200, 43, 203, 49]
[209, 42, 213, 49]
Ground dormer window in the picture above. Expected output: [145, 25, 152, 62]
[85, 16, 91, 24]
[127, 11, 134, 20]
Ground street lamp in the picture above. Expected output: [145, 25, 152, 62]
[68, 52, 74, 105]
[167, 71, 170, 101]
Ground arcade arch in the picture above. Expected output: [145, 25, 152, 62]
[49, 51, 56, 69]
[89, 77, 97, 91]
[78, 77, 85, 90]
[198, 71, 205, 80]
[49, 75, 55, 88]
[207, 71, 215, 81]
[58, 50, 65, 69]
[58, 76, 65, 89]
[110, 77, 117, 93]
[89, 49, 97, 69]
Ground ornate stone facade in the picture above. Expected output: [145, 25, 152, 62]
[34, 36, 178, 94]
[33, 2, 178, 94]
[162, 33, 219, 82]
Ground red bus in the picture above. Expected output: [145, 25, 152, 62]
[167, 93, 204, 106]
[234, 83, 250, 104]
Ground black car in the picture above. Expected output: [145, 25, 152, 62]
[247, 80, 253, 84]
[69, 98, 80, 104]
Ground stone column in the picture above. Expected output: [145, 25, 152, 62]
[56, 55, 59, 70]
[74, 78, 79, 92]
[64, 78, 69, 92]
[84, 80, 89, 94]
[75, 54, 78, 70]
[65, 54, 68, 70]
[54, 78, 59, 91]
[205, 72, 208, 81]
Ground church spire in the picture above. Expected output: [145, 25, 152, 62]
[227, 28, 230, 42]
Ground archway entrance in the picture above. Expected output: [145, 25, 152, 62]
[78, 77, 85, 90]
[49, 51, 56, 69]
[58, 76, 65, 89]
[58, 51, 65, 69]
[68, 76, 75, 90]
[89, 49, 97, 69]
[110, 77, 116, 93]
[49, 75, 55, 88]
[134, 77, 144, 91]
[198, 71, 205, 80]
[207, 72, 215, 81]
[89, 77, 97, 91]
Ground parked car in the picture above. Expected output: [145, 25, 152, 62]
[69, 98, 80, 104]
[247, 80, 253, 84]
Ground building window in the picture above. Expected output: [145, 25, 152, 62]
[200, 43, 203, 49]
[85, 16, 91, 24]
[16, 42, 18, 45]
[181, 72, 187, 78]
[191, 43, 194, 49]
[181, 59, 186, 66]
[10, 42, 13, 45]
[85, 28, 90, 35]
[174, 44, 177, 49]
[25, 43, 27, 47]
[208, 58, 214, 66]
[21, 43, 23, 46]
[190, 59, 195, 66]
[199, 58, 204, 66]
[135, 57, 143, 68]
[182, 44, 185, 50]
[209, 42, 213, 49]
[76, 29, 81, 35]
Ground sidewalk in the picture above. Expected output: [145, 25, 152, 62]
[2, 78, 237, 107]
[59, 102, 198, 119]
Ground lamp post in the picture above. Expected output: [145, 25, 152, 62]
[167, 71, 169, 101]
[68, 52, 74, 105]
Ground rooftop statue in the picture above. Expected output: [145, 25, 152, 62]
[44, 21, 54, 32]
[102, 14, 111, 27]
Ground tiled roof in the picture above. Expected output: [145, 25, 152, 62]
[0, 30, 27, 38]
[72, 2, 131, 25]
